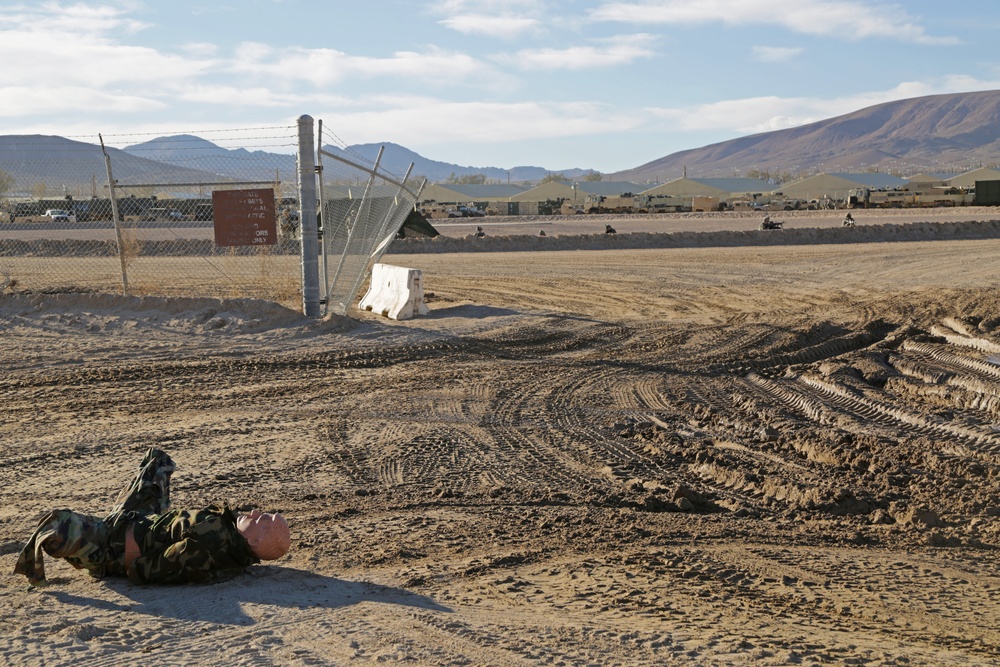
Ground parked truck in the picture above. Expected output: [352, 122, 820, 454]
[763, 196, 806, 211]
[915, 187, 975, 207]
[559, 200, 584, 215]
[644, 195, 691, 213]
[420, 204, 462, 219]
[12, 206, 77, 223]
[849, 188, 918, 208]
[584, 194, 644, 214]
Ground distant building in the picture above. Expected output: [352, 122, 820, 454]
[420, 183, 529, 215]
[776, 173, 908, 201]
[509, 180, 644, 214]
[420, 183, 529, 204]
[905, 173, 956, 190]
[946, 167, 1000, 189]
[641, 177, 772, 199]
[509, 181, 576, 204]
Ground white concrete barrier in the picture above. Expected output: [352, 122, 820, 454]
[358, 263, 430, 320]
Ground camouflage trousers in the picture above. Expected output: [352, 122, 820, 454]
[13, 447, 175, 586]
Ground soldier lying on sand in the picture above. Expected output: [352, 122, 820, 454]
[14, 447, 290, 587]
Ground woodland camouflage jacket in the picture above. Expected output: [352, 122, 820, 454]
[128, 504, 258, 584]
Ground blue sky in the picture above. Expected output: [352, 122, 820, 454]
[2, 1, 999, 172]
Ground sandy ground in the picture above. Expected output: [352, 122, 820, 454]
[3, 210, 1000, 665]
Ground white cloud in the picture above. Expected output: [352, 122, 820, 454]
[430, 0, 547, 37]
[0, 3, 496, 97]
[0, 9, 499, 124]
[0, 33, 216, 88]
[752, 45, 803, 63]
[588, 0, 958, 45]
[431, 0, 546, 13]
[498, 34, 658, 70]
[11, 1, 150, 34]
[227, 43, 494, 87]
[439, 14, 540, 37]
[0, 3, 214, 89]
[0, 86, 164, 118]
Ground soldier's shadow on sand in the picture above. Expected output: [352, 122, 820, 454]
[48, 565, 451, 625]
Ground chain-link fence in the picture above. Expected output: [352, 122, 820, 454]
[0, 122, 422, 314]
[316, 123, 424, 315]
[0, 128, 302, 305]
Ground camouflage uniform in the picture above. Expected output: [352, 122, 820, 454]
[14, 447, 257, 586]
[126, 505, 256, 584]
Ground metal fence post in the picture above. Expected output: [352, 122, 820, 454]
[297, 115, 320, 317]
[99, 134, 129, 295]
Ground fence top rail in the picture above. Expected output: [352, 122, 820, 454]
[110, 181, 281, 189]
[318, 148, 419, 201]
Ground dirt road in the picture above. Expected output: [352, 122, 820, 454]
[2, 226, 1000, 665]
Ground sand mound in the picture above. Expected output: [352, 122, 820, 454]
[0, 292, 339, 336]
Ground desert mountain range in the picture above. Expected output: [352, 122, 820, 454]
[120, 138, 595, 185]
[2, 90, 999, 193]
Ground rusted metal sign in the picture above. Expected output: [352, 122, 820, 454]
[212, 188, 277, 246]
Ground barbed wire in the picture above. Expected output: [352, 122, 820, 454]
[91, 125, 296, 139]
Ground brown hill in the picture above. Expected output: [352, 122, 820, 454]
[613, 90, 1000, 182]
[0, 135, 223, 196]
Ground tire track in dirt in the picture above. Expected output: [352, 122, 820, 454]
[543, 366, 672, 478]
[903, 340, 1000, 379]
[484, 367, 610, 497]
[797, 374, 1000, 457]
